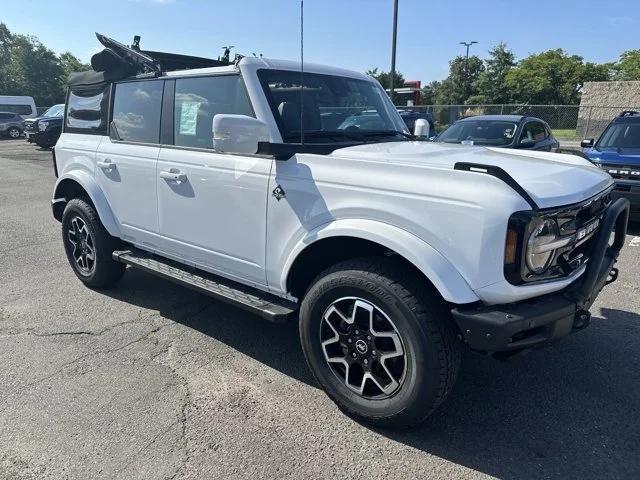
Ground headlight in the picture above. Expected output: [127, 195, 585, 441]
[525, 218, 572, 274]
[38, 121, 48, 131]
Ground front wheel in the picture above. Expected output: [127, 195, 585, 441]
[299, 258, 462, 428]
[61, 198, 125, 288]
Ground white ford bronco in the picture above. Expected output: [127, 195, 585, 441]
[52, 35, 629, 428]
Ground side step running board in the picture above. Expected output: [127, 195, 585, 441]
[112, 249, 297, 323]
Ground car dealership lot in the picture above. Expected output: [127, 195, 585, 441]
[0, 139, 639, 480]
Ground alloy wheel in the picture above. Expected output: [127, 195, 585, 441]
[8, 128, 20, 138]
[320, 297, 407, 399]
[67, 216, 96, 275]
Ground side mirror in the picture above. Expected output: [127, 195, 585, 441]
[580, 138, 595, 148]
[414, 118, 430, 139]
[213, 114, 269, 155]
[518, 138, 536, 148]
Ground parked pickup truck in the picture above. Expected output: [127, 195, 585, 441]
[51, 34, 629, 428]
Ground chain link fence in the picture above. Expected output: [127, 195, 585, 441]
[396, 104, 640, 144]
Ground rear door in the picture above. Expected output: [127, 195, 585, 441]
[156, 74, 272, 285]
[95, 79, 164, 247]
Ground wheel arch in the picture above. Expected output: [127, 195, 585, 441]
[52, 171, 121, 237]
[282, 219, 478, 304]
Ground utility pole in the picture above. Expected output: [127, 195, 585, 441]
[459, 41, 477, 101]
[389, 0, 399, 105]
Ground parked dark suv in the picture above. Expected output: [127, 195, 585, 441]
[582, 111, 640, 220]
[0, 112, 24, 139]
[435, 115, 560, 151]
[24, 104, 64, 148]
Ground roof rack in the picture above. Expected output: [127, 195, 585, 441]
[618, 110, 640, 117]
[69, 34, 234, 88]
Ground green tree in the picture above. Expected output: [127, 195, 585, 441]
[59, 52, 91, 80]
[613, 50, 640, 80]
[476, 42, 516, 104]
[420, 80, 441, 105]
[506, 49, 611, 105]
[0, 23, 90, 107]
[435, 55, 484, 105]
[365, 67, 405, 90]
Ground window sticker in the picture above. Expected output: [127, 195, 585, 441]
[179, 102, 200, 136]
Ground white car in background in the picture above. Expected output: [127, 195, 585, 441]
[0, 95, 37, 120]
[51, 34, 630, 428]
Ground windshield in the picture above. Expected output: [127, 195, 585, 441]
[437, 120, 518, 146]
[42, 104, 64, 118]
[258, 69, 409, 144]
[596, 123, 640, 150]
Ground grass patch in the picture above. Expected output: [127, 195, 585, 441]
[552, 129, 579, 140]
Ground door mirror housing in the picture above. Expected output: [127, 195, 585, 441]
[414, 118, 430, 139]
[580, 138, 595, 148]
[213, 114, 270, 155]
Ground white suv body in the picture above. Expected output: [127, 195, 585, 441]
[52, 52, 629, 427]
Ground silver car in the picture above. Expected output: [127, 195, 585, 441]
[0, 112, 24, 139]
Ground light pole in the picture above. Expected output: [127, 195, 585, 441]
[459, 41, 477, 101]
[389, 0, 399, 105]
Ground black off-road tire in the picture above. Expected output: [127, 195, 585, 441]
[61, 198, 125, 288]
[299, 257, 462, 429]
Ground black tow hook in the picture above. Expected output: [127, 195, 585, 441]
[573, 310, 591, 332]
[606, 267, 619, 285]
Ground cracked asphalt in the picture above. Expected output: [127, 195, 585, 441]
[1, 138, 639, 480]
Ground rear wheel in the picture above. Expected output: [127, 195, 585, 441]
[7, 127, 21, 139]
[61, 198, 125, 288]
[299, 257, 462, 428]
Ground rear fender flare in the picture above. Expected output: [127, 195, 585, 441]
[53, 170, 121, 237]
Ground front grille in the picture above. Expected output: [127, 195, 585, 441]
[600, 164, 640, 182]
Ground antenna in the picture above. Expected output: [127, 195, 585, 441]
[300, 0, 305, 145]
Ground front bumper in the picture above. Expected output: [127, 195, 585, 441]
[451, 198, 630, 353]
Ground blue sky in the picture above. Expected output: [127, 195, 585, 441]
[2, 0, 638, 83]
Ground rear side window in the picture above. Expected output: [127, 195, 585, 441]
[112, 80, 163, 143]
[66, 85, 110, 133]
[173, 75, 253, 149]
[0, 104, 32, 115]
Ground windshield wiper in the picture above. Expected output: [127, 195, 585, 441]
[362, 130, 414, 139]
[283, 130, 364, 142]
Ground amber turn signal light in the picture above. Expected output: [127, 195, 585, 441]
[505, 228, 518, 264]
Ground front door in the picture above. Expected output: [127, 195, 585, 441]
[520, 121, 554, 151]
[156, 74, 272, 285]
[96, 79, 164, 247]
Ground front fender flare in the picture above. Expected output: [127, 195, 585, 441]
[280, 219, 479, 304]
[53, 170, 121, 237]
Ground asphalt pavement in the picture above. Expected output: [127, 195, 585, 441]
[1, 138, 639, 480]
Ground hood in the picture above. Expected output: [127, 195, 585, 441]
[25, 115, 62, 124]
[586, 148, 640, 165]
[329, 141, 613, 209]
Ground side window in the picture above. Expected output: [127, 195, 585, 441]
[521, 122, 547, 143]
[0, 104, 31, 115]
[66, 85, 110, 133]
[173, 75, 253, 149]
[112, 80, 163, 143]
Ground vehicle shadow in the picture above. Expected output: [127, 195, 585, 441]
[102, 270, 640, 479]
[627, 219, 640, 235]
